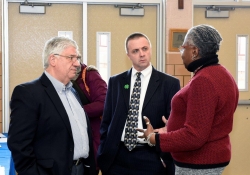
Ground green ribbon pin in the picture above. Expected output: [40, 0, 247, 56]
[124, 84, 129, 89]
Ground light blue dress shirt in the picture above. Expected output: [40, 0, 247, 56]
[45, 71, 89, 159]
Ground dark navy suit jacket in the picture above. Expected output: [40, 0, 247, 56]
[97, 67, 180, 174]
[7, 73, 96, 175]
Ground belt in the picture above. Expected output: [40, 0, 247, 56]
[136, 142, 148, 147]
[72, 158, 87, 166]
[121, 141, 148, 148]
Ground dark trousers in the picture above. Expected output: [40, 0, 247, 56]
[103, 142, 166, 175]
[71, 163, 85, 175]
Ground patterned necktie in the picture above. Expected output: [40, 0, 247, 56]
[124, 72, 141, 151]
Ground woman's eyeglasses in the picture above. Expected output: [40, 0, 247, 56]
[178, 45, 196, 54]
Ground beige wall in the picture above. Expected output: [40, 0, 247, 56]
[87, 5, 157, 76]
[2, 2, 250, 174]
[165, 0, 193, 87]
[8, 3, 157, 95]
[8, 3, 83, 97]
[194, 8, 250, 175]
[3, 3, 157, 133]
[1, 2, 83, 133]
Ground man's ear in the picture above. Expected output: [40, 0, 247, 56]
[49, 55, 56, 67]
[127, 53, 132, 60]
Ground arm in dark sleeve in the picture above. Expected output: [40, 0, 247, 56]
[97, 77, 113, 160]
[161, 77, 180, 174]
[164, 77, 181, 120]
[7, 85, 40, 175]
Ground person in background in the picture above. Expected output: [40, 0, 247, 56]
[7, 36, 96, 175]
[72, 63, 107, 175]
[97, 32, 180, 175]
[138, 24, 239, 175]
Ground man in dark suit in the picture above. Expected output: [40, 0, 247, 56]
[7, 36, 96, 175]
[97, 33, 180, 175]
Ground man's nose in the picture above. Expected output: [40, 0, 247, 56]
[139, 50, 145, 56]
[73, 60, 81, 67]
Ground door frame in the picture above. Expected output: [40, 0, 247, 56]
[2, 0, 165, 132]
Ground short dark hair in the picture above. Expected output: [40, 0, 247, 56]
[125, 32, 151, 53]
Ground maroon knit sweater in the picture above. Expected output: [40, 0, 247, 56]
[157, 64, 239, 169]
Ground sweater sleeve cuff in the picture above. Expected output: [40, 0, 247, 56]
[155, 133, 161, 152]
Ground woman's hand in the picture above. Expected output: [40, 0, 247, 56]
[154, 116, 168, 134]
[137, 116, 154, 140]
[137, 116, 168, 146]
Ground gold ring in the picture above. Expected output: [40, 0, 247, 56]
[146, 122, 150, 125]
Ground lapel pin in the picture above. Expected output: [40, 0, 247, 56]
[124, 84, 129, 89]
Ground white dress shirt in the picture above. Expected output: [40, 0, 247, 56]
[121, 64, 152, 143]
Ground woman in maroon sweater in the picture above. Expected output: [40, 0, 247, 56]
[138, 24, 239, 175]
[73, 63, 107, 174]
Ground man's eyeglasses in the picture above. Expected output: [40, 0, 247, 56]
[54, 54, 81, 62]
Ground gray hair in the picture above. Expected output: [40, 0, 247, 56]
[43, 36, 79, 69]
[125, 32, 151, 54]
[184, 24, 222, 57]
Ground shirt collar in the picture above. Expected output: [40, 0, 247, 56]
[131, 63, 152, 78]
[44, 71, 73, 93]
